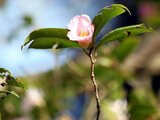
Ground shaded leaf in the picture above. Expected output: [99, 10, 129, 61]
[92, 4, 131, 39]
[96, 24, 154, 49]
[22, 28, 80, 49]
[29, 37, 80, 49]
[0, 90, 20, 98]
[128, 89, 157, 120]
[129, 104, 156, 120]
[113, 37, 139, 62]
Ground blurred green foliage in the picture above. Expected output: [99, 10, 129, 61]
[1, 35, 160, 119]
[0, 68, 24, 120]
[1, 1, 160, 120]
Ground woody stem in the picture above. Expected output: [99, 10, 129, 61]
[89, 50, 100, 120]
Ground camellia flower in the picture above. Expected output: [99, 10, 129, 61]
[67, 14, 94, 49]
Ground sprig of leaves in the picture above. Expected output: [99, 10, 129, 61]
[22, 4, 154, 51]
[0, 67, 24, 98]
[95, 24, 154, 49]
[92, 4, 131, 40]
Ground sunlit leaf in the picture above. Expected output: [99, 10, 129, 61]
[96, 24, 154, 49]
[22, 28, 80, 49]
[6, 76, 24, 89]
[0, 68, 11, 76]
[92, 4, 131, 40]
[0, 68, 24, 89]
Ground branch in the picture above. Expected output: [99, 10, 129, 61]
[89, 52, 101, 120]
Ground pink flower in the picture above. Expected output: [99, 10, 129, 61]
[67, 14, 94, 49]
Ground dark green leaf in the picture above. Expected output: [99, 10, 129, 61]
[0, 90, 20, 98]
[92, 4, 131, 39]
[29, 37, 80, 49]
[96, 24, 154, 49]
[22, 28, 80, 49]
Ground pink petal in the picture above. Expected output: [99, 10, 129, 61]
[81, 14, 91, 24]
[67, 14, 95, 49]
[68, 15, 80, 31]
[67, 31, 84, 41]
[67, 31, 78, 41]
[88, 25, 95, 36]
[77, 15, 92, 34]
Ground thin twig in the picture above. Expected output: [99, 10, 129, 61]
[82, 38, 100, 119]
[89, 51, 100, 120]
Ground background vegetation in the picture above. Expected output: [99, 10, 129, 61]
[1, 0, 160, 120]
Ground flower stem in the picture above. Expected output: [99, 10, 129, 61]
[89, 52, 100, 120]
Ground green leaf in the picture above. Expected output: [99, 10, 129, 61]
[29, 37, 80, 49]
[129, 104, 156, 120]
[128, 89, 157, 120]
[0, 68, 23, 99]
[0, 68, 24, 89]
[0, 68, 11, 76]
[6, 76, 24, 89]
[22, 28, 80, 49]
[92, 4, 131, 39]
[96, 24, 154, 49]
[113, 37, 139, 62]
[0, 90, 20, 98]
